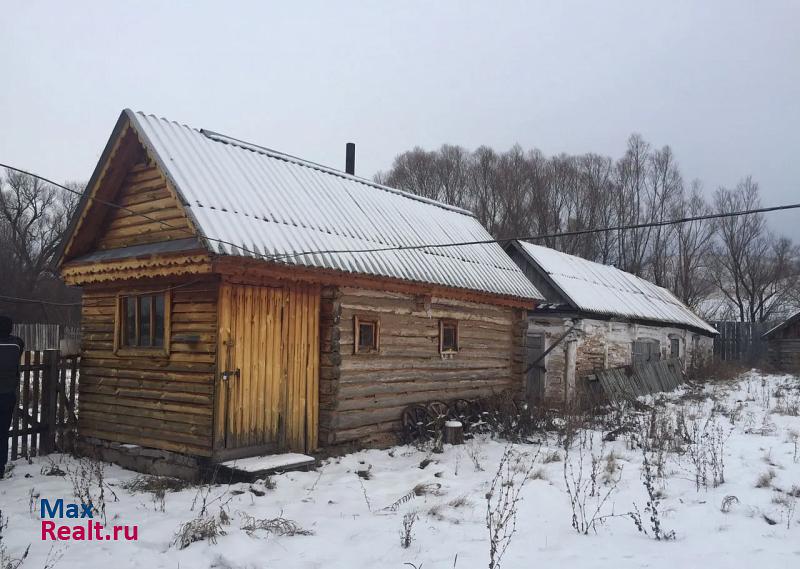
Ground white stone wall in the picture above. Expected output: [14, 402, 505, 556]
[527, 316, 714, 403]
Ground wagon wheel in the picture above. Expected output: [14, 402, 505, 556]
[426, 400, 450, 431]
[402, 405, 432, 443]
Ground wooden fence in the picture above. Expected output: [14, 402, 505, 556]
[589, 357, 685, 401]
[710, 321, 771, 363]
[11, 323, 81, 352]
[8, 350, 79, 461]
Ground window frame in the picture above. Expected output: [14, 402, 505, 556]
[354, 315, 380, 354]
[439, 319, 459, 354]
[669, 337, 680, 359]
[632, 339, 660, 367]
[114, 291, 171, 356]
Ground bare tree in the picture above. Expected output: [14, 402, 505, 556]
[376, 138, 799, 321]
[0, 169, 81, 321]
[614, 134, 652, 276]
[670, 181, 715, 310]
[709, 178, 799, 322]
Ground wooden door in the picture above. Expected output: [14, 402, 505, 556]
[525, 332, 545, 400]
[216, 283, 320, 455]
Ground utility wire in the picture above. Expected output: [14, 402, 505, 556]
[266, 202, 800, 263]
[0, 294, 80, 307]
[0, 162, 267, 261]
[3, 162, 800, 266]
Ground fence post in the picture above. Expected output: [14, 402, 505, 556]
[39, 350, 59, 454]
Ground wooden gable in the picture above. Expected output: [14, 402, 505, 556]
[94, 160, 194, 250]
[61, 114, 200, 263]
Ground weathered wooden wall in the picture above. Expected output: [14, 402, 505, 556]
[711, 320, 771, 364]
[319, 287, 525, 447]
[766, 319, 800, 370]
[767, 339, 800, 370]
[78, 278, 218, 456]
[95, 161, 194, 250]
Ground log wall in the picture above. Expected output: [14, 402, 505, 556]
[78, 278, 218, 457]
[319, 286, 525, 446]
[766, 319, 800, 370]
[95, 161, 194, 250]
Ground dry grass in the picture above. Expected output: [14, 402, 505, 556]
[122, 475, 191, 494]
[540, 450, 561, 464]
[173, 515, 227, 549]
[240, 514, 313, 537]
[755, 469, 777, 489]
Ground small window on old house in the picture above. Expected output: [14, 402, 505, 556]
[439, 319, 459, 353]
[120, 293, 168, 349]
[670, 338, 680, 358]
[354, 316, 379, 353]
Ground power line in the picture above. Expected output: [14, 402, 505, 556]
[0, 294, 80, 307]
[0, 279, 208, 308]
[0, 162, 269, 262]
[3, 162, 800, 268]
[266, 201, 800, 263]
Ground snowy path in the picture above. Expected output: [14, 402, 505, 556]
[1, 371, 799, 568]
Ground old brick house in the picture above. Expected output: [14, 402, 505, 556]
[505, 240, 717, 403]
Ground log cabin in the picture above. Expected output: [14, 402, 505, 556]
[58, 109, 543, 477]
[504, 240, 717, 404]
[763, 311, 800, 371]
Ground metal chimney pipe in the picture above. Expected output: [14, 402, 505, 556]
[345, 142, 355, 175]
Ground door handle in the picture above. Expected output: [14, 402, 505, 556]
[222, 368, 240, 381]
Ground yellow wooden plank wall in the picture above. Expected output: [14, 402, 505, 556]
[216, 283, 319, 453]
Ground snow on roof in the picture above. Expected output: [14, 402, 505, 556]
[127, 110, 542, 301]
[762, 310, 800, 338]
[513, 241, 718, 334]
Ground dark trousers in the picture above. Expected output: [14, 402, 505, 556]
[0, 392, 15, 476]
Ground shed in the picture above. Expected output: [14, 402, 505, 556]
[762, 311, 800, 370]
[504, 240, 717, 403]
[59, 110, 542, 476]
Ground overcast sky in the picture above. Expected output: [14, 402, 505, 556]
[2, 1, 799, 238]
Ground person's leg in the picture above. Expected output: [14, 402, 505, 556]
[0, 393, 16, 478]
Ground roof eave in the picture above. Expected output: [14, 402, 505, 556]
[57, 110, 132, 267]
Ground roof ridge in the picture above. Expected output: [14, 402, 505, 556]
[128, 112, 476, 218]
[200, 129, 475, 217]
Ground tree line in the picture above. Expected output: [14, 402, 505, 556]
[0, 169, 81, 323]
[376, 135, 800, 322]
[1, 133, 797, 326]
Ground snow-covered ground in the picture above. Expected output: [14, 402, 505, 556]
[1, 371, 799, 569]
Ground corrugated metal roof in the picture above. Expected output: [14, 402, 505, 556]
[127, 110, 543, 301]
[513, 241, 718, 334]
[762, 310, 800, 338]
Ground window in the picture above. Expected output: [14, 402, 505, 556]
[439, 319, 459, 353]
[119, 293, 168, 350]
[354, 316, 379, 353]
[632, 340, 660, 367]
[670, 338, 680, 358]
